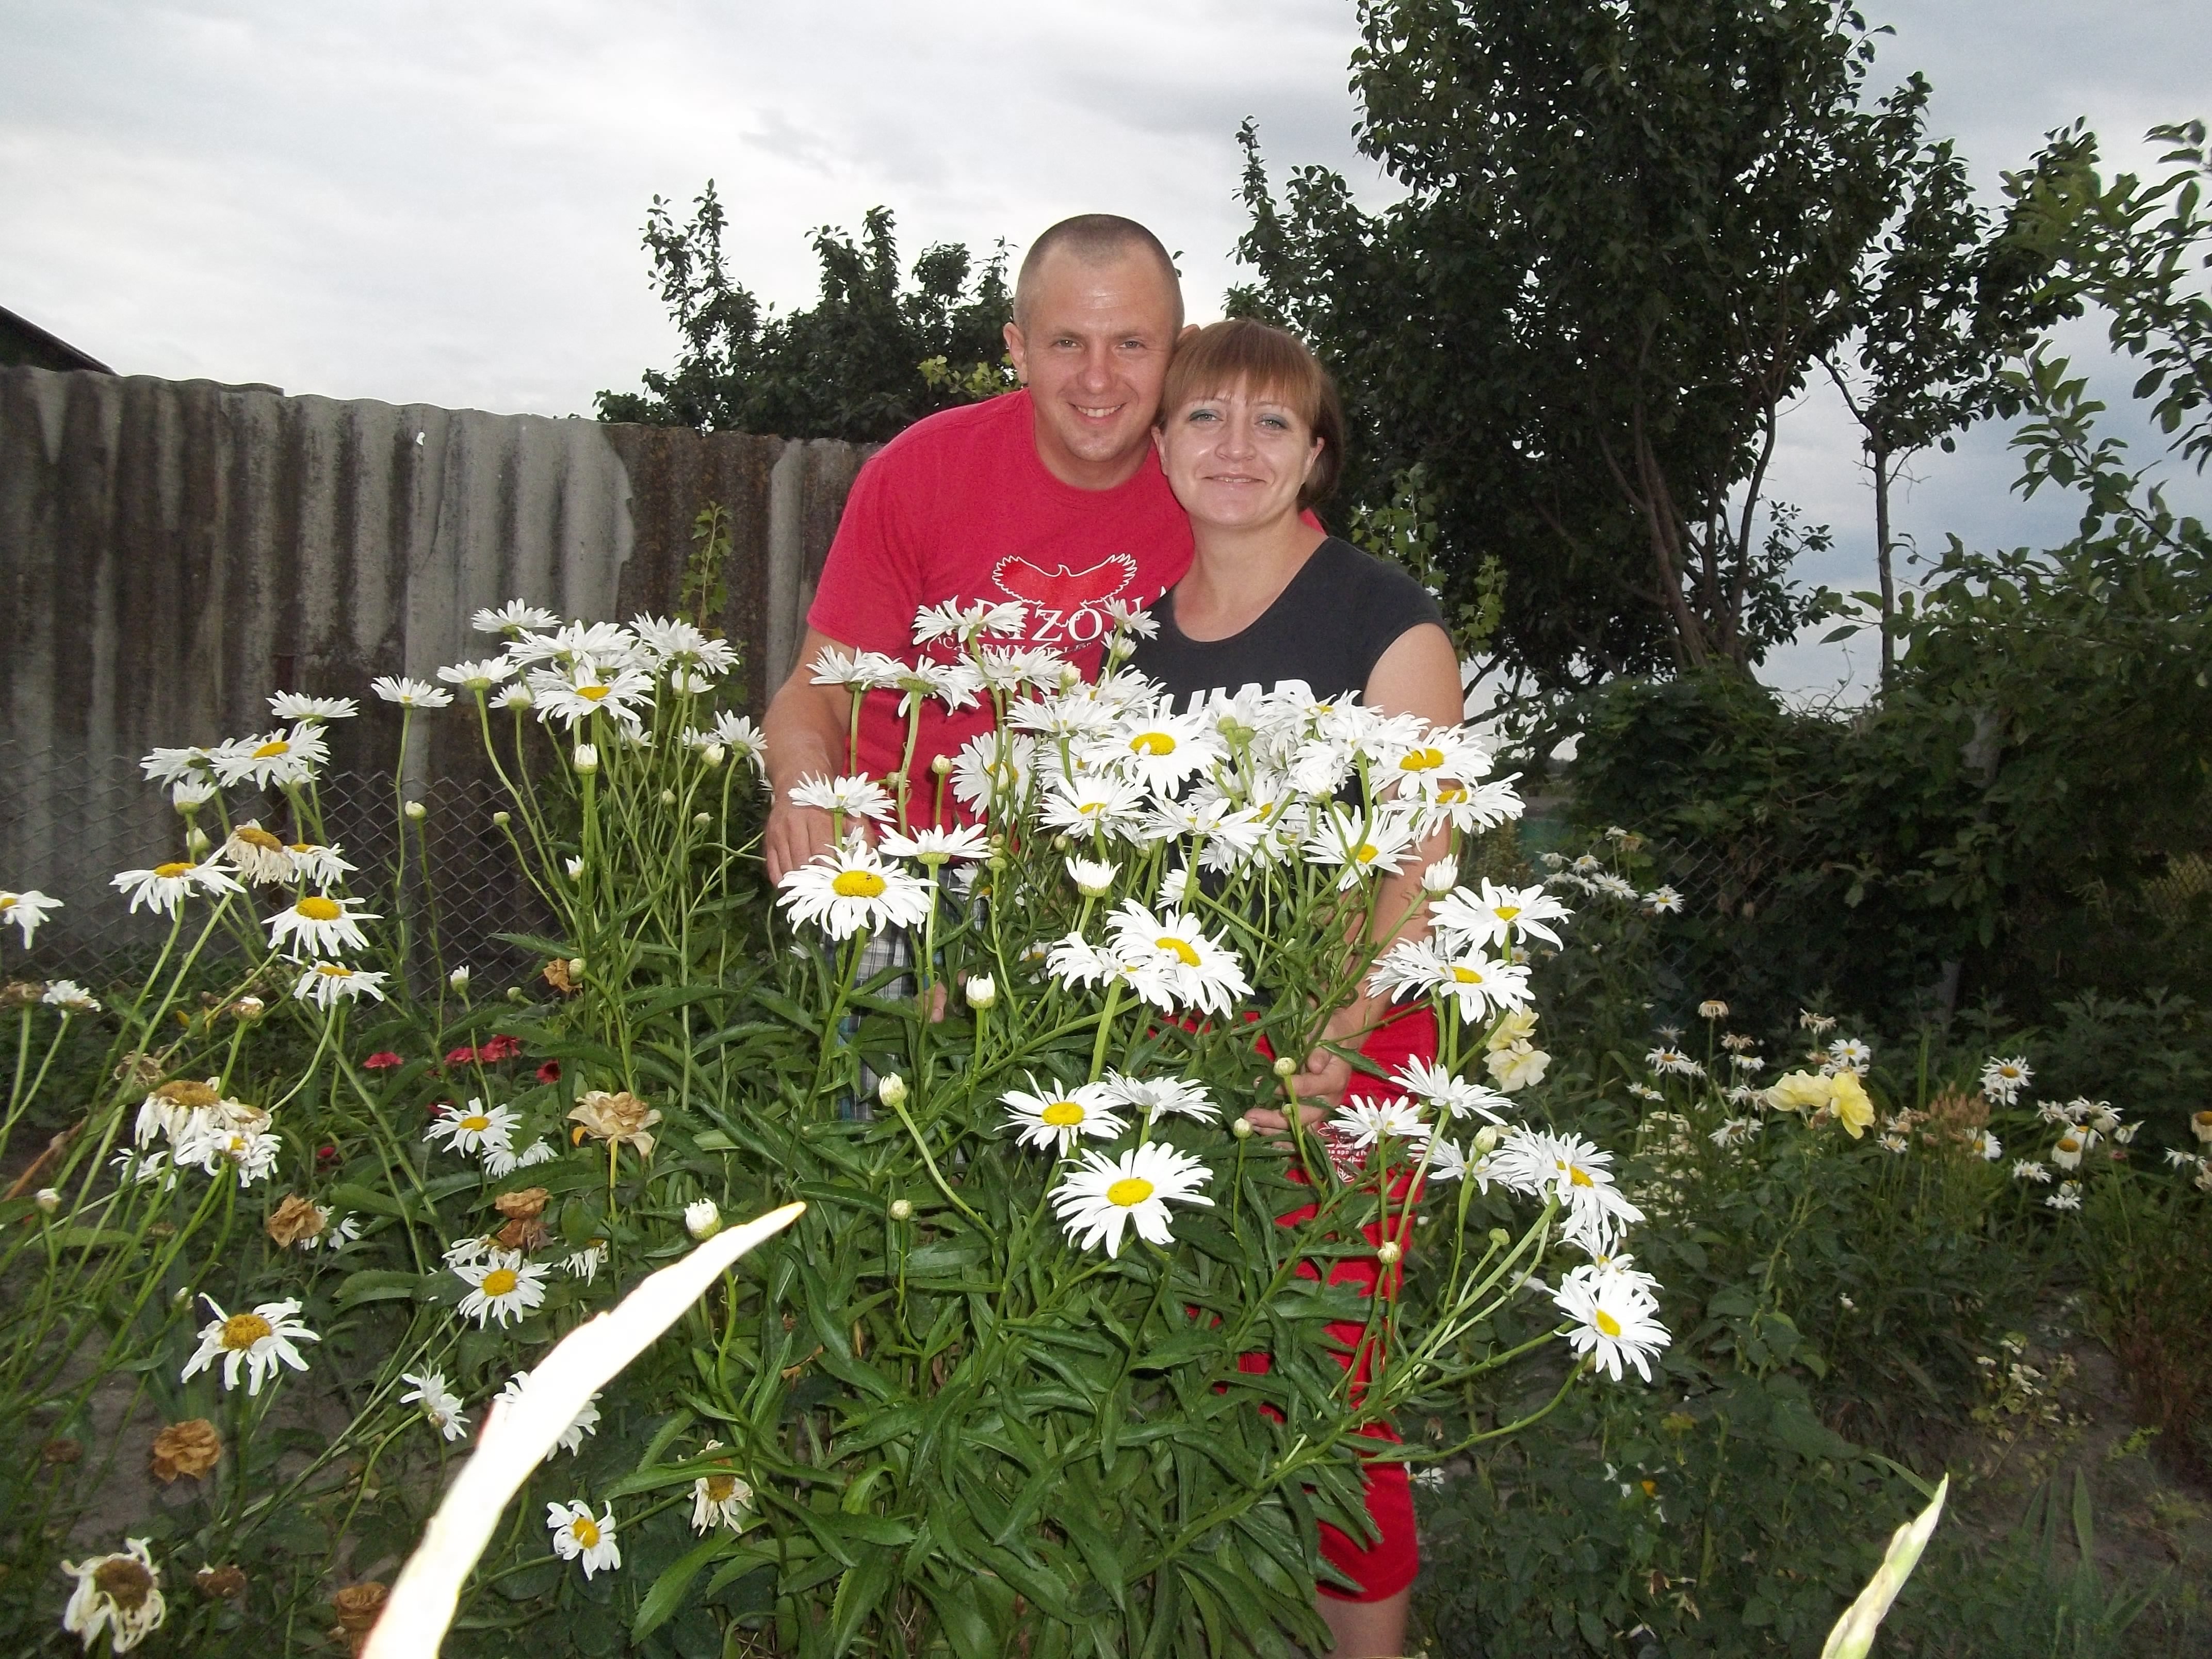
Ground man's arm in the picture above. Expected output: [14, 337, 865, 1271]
[761, 627, 861, 884]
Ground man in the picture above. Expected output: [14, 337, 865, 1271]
[761, 213, 1194, 876]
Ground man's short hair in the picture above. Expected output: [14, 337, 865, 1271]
[1158, 318, 1345, 510]
[1013, 215, 1184, 330]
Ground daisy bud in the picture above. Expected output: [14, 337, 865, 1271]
[173, 1284, 193, 1305]
[232, 996, 265, 1021]
[565, 857, 585, 881]
[684, 1198, 722, 1241]
[1272, 1055, 1299, 1079]
[931, 754, 953, 775]
[492, 810, 511, 828]
[34, 1187, 60, 1214]
[965, 973, 996, 1011]
[660, 789, 677, 807]
[1376, 1241, 1403, 1265]
[693, 812, 711, 828]
[506, 987, 528, 1004]
[701, 743, 726, 770]
[566, 957, 585, 979]
[1472, 1126, 1501, 1156]
[186, 826, 211, 857]
[1488, 1228, 1510, 1249]
[1232, 1117, 1254, 1140]
[1421, 860, 1459, 896]
[876, 1073, 908, 1110]
[448, 965, 471, 992]
[888, 1198, 914, 1222]
[405, 801, 427, 821]
[573, 743, 599, 774]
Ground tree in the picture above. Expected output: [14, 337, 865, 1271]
[1236, 0, 1927, 687]
[596, 183, 1014, 441]
[1821, 110, 2078, 684]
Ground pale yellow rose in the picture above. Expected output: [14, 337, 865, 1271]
[1828, 1071, 1875, 1138]
[1764, 1070, 1833, 1115]
[1486, 1009, 1540, 1053]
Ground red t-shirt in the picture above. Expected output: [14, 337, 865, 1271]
[807, 390, 1194, 822]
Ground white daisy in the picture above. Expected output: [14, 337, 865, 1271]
[1099, 1071, 1219, 1124]
[1367, 938, 1533, 1020]
[425, 1099, 516, 1158]
[777, 842, 934, 940]
[951, 731, 1037, 816]
[40, 979, 101, 1014]
[1430, 881, 1572, 952]
[1000, 1079, 1126, 1153]
[1088, 707, 1224, 794]
[181, 1296, 318, 1394]
[1979, 1056, 2032, 1105]
[2044, 1180, 2083, 1212]
[292, 961, 389, 1010]
[266, 893, 378, 958]
[498, 1370, 601, 1455]
[0, 888, 61, 948]
[269, 691, 359, 723]
[111, 858, 242, 917]
[878, 823, 991, 866]
[1553, 1260, 1669, 1381]
[807, 645, 903, 691]
[399, 1371, 470, 1442]
[473, 599, 563, 635]
[455, 1251, 548, 1327]
[688, 1441, 754, 1533]
[1642, 886, 1684, 914]
[1103, 900, 1251, 1017]
[1039, 775, 1151, 843]
[370, 675, 454, 709]
[1299, 807, 1421, 890]
[529, 658, 655, 737]
[914, 597, 1028, 645]
[1494, 1130, 1644, 1256]
[787, 773, 896, 825]
[212, 725, 329, 790]
[1391, 1056, 1509, 1122]
[220, 821, 295, 885]
[437, 656, 518, 692]
[631, 614, 739, 675]
[546, 1500, 621, 1577]
[60, 1538, 166, 1653]
[1064, 855, 1118, 898]
[1050, 1141, 1216, 1258]
[1331, 1096, 1432, 1149]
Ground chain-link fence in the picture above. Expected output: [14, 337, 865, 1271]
[2, 736, 555, 996]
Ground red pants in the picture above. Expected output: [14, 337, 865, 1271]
[1242, 1005, 1434, 1602]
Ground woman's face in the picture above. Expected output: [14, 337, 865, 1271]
[1154, 380, 1322, 534]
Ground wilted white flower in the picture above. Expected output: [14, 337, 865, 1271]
[1099, 1071, 1219, 1124]
[688, 1441, 754, 1533]
[2011, 1159, 2052, 1184]
[60, 1538, 166, 1652]
[788, 772, 896, 825]
[399, 1371, 470, 1442]
[40, 979, 100, 1014]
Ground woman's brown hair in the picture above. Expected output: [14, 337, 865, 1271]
[1158, 318, 1345, 510]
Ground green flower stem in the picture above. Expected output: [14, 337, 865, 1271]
[890, 1097, 985, 1229]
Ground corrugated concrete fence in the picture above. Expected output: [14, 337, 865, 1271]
[0, 364, 869, 974]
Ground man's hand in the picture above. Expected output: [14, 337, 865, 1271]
[1241, 1100, 1335, 1139]
[763, 799, 838, 886]
[1294, 999, 1377, 1109]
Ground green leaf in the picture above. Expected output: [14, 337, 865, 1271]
[828, 1543, 898, 1655]
[633, 1532, 730, 1640]
[333, 1270, 424, 1310]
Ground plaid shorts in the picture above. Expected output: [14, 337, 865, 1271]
[841, 928, 913, 1121]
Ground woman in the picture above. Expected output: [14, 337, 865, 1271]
[1129, 319, 1465, 1657]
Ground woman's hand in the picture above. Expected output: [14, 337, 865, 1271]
[1242, 1100, 1335, 1139]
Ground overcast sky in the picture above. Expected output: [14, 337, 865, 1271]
[6, 1, 2207, 695]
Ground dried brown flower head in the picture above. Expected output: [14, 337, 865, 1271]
[1, 980, 43, 1011]
[542, 957, 577, 995]
[568, 1089, 660, 1156]
[196, 1565, 248, 1600]
[264, 1194, 328, 1249]
[114, 1051, 165, 1089]
[495, 1215, 550, 1253]
[332, 1581, 388, 1655]
[152, 1078, 221, 1112]
[151, 1419, 223, 1482]
[93, 1555, 156, 1612]
[40, 1436, 82, 1466]
[492, 1186, 549, 1221]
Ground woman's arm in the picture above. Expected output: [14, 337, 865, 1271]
[1267, 621, 1467, 1123]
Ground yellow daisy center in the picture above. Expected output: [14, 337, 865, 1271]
[1594, 1308, 1622, 1338]
[460, 1114, 491, 1132]
[705, 1474, 738, 1503]
[1130, 731, 1177, 757]
[1398, 746, 1445, 772]
[480, 1268, 519, 1297]
[1568, 1165, 1595, 1188]
[0, 897, 12, 910]
[578, 684, 611, 702]
[2057, 1138, 2079, 1153]
[296, 896, 343, 921]
[1154, 936, 1201, 968]
[571, 1516, 600, 1548]
[1450, 965, 1485, 984]
[289, 842, 315, 854]
[236, 825, 284, 851]
[154, 861, 194, 879]
[1437, 783, 1467, 802]
[1040, 1100, 1086, 1127]
[220, 1312, 273, 1351]
[832, 870, 887, 899]
[1107, 1176, 1154, 1208]
[1355, 843, 1380, 864]
[251, 739, 290, 759]
[315, 964, 352, 979]
[1495, 905, 1521, 921]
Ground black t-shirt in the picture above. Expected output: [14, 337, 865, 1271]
[1129, 536, 1446, 708]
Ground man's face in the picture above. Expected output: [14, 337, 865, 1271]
[1003, 249, 1184, 490]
